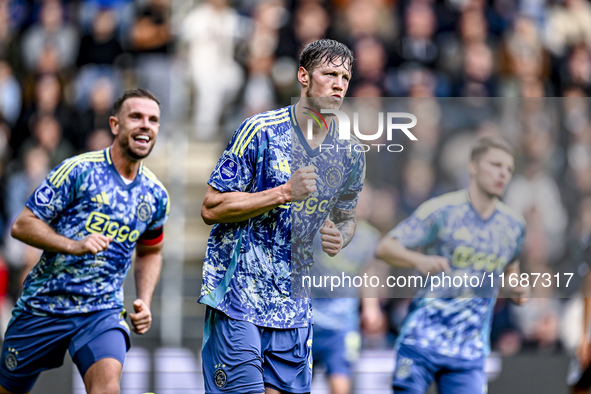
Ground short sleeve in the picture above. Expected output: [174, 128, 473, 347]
[148, 186, 170, 231]
[208, 117, 259, 193]
[388, 203, 441, 250]
[25, 157, 79, 223]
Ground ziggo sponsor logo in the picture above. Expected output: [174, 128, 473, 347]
[292, 197, 330, 215]
[85, 211, 141, 242]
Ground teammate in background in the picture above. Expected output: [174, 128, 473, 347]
[0, 88, 169, 394]
[199, 39, 365, 394]
[376, 136, 528, 394]
[311, 184, 383, 394]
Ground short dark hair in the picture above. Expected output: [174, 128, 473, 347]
[112, 88, 160, 116]
[470, 136, 514, 162]
[299, 39, 354, 74]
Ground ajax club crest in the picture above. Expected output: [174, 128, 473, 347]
[325, 166, 342, 188]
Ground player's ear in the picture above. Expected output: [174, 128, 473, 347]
[468, 160, 477, 177]
[298, 67, 310, 87]
[109, 116, 119, 136]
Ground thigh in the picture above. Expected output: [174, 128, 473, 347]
[72, 329, 127, 379]
[69, 309, 131, 358]
[436, 367, 486, 394]
[0, 311, 71, 393]
[202, 307, 265, 394]
[392, 346, 435, 394]
[82, 357, 123, 394]
[262, 325, 313, 394]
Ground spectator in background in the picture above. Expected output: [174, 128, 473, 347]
[239, 0, 286, 119]
[77, 0, 135, 45]
[77, 78, 116, 152]
[455, 42, 497, 96]
[332, 0, 397, 49]
[13, 73, 77, 157]
[74, 8, 124, 111]
[0, 0, 21, 76]
[392, 1, 438, 70]
[545, 0, 591, 58]
[181, 0, 245, 140]
[0, 61, 21, 127]
[19, 114, 75, 169]
[437, 8, 493, 81]
[85, 128, 113, 152]
[20, 0, 79, 75]
[131, 0, 175, 128]
[560, 44, 591, 96]
[499, 15, 550, 97]
[350, 36, 388, 94]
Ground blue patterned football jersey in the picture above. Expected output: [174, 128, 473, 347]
[16, 148, 170, 316]
[199, 105, 365, 329]
[389, 190, 525, 360]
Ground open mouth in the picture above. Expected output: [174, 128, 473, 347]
[133, 134, 151, 146]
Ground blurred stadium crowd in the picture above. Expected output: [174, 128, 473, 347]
[0, 0, 591, 360]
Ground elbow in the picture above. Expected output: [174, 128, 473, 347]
[201, 205, 218, 225]
[375, 238, 389, 261]
[10, 219, 23, 241]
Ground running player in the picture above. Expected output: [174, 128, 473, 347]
[376, 136, 527, 394]
[0, 88, 169, 394]
[199, 39, 365, 394]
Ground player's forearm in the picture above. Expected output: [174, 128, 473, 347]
[335, 219, 356, 248]
[201, 184, 289, 224]
[11, 208, 76, 254]
[376, 237, 422, 270]
[134, 249, 163, 308]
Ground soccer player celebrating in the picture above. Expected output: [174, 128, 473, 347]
[0, 88, 169, 394]
[199, 39, 365, 394]
[376, 136, 528, 394]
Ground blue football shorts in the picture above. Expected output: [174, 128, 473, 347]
[202, 306, 313, 394]
[312, 326, 360, 377]
[393, 344, 486, 394]
[0, 308, 131, 393]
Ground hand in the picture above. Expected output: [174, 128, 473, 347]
[579, 337, 591, 368]
[129, 299, 152, 334]
[361, 300, 386, 335]
[284, 166, 317, 202]
[415, 255, 450, 276]
[319, 219, 343, 256]
[509, 285, 530, 305]
[71, 234, 112, 256]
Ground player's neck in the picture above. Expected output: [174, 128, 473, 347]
[110, 144, 140, 181]
[467, 183, 498, 220]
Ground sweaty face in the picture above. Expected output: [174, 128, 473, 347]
[471, 148, 514, 198]
[112, 97, 160, 161]
[303, 59, 352, 109]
